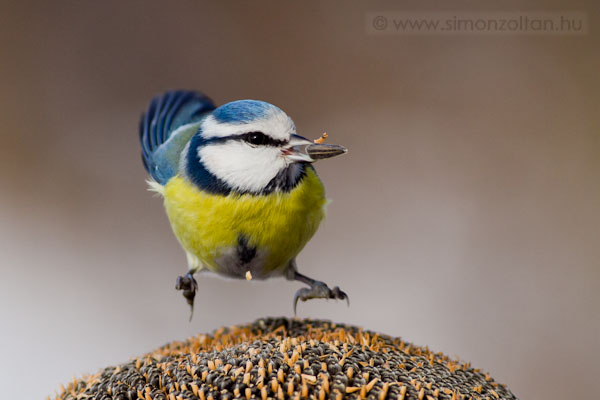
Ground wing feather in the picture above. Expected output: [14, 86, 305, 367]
[139, 90, 215, 184]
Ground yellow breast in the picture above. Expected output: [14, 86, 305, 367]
[162, 168, 326, 276]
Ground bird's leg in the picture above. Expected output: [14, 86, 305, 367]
[175, 268, 199, 320]
[291, 270, 349, 315]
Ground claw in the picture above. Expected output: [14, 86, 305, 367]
[175, 272, 198, 321]
[293, 281, 350, 315]
[293, 287, 309, 316]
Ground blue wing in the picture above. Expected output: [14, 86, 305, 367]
[139, 90, 215, 184]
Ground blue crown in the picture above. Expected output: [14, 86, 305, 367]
[213, 100, 281, 124]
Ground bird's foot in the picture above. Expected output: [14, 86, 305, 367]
[175, 271, 198, 320]
[293, 281, 349, 315]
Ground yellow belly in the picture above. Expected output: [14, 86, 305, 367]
[162, 168, 326, 277]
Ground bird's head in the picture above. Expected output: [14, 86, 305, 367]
[183, 100, 347, 195]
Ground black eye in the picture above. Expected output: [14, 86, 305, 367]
[245, 132, 268, 146]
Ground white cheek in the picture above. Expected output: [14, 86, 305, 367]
[199, 142, 286, 192]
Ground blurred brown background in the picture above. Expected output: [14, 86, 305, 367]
[0, 1, 598, 399]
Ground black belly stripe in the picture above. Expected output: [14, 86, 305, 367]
[237, 235, 257, 264]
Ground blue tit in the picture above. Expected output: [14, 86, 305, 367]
[139, 91, 348, 316]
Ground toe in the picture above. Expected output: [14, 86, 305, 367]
[331, 286, 350, 306]
[175, 275, 184, 290]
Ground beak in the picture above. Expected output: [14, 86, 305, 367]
[283, 134, 348, 163]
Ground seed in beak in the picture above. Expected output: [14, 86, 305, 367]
[305, 143, 347, 160]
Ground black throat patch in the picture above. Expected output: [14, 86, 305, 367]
[261, 162, 308, 194]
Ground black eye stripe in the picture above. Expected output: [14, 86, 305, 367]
[200, 132, 289, 147]
[241, 131, 287, 147]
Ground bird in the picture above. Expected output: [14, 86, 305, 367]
[139, 90, 348, 316]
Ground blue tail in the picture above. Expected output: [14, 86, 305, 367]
[139, 90, 215, 184]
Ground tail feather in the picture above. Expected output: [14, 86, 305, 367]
[139, 90, 215, 184]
